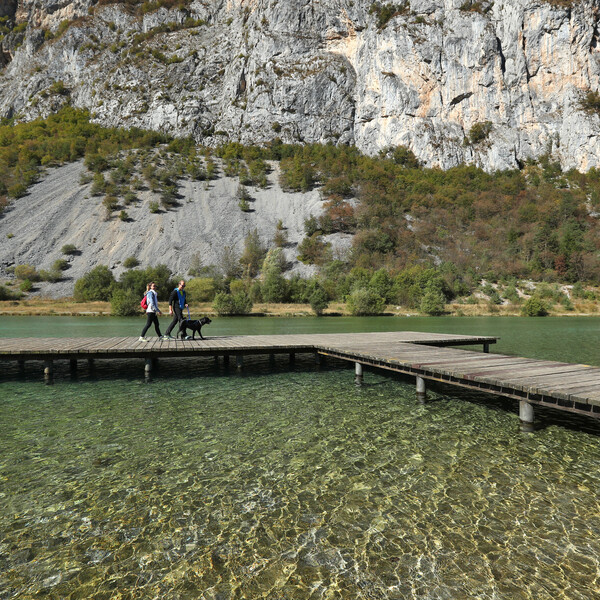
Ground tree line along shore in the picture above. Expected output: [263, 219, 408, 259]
[2, 108, 600, 317]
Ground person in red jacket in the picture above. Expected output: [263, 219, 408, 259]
[139, 282, 163, 341]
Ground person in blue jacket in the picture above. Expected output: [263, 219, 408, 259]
[163, 280, 188, 339]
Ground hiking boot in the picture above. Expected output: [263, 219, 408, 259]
[139, 336, 148, 342]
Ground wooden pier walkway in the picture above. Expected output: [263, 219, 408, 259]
[1, 331, 600, 425]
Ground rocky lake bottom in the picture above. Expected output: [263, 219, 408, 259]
[1, 353, 600, 599]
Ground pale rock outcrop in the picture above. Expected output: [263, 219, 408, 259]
[0, 0, 598, 171]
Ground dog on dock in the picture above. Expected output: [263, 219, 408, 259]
[178, 316, 212, 340]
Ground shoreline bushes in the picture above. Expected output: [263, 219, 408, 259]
[5, 111, 600, 304]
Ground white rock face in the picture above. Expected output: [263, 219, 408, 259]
[0, 0, 599, 171]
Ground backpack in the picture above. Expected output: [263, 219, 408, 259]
[141, 293, 148, 310]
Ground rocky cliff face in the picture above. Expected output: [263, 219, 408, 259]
[1, 0, 599, 172]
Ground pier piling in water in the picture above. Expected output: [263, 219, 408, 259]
[416, 376, 426, 402]
[519, 400, 535, 432]
[355, 361, 363, 385]
[6, 331, 600, 426]
[44, 359, 53, 384]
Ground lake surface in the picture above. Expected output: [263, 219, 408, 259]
[1, 316, 600, 599]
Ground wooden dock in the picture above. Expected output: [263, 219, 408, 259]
[1, 331, 600, 426]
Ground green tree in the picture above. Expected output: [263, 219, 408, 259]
[522, 296, 549, 316]
[346, 288, 386, 315]
[369, 268, 393, 303]
[262, 248, 287, 303]
[186, 277, 217, 302]
[240, 229, 266, 277]
[74, 265, 116, 302]
[110, 288, 139, 316]
[420, 285, 446, 315]
[308, 281, 329, 316]
[118, 264, 174, 300]
[219, 245, 242, 281]
[213, 291, 253, 315]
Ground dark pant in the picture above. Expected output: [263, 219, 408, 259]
[141, 312, 162, 337]
[165, 305, 183, 336]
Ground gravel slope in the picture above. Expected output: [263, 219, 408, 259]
[0, 162, 352, 298]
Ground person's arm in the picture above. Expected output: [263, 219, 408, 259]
[151, 290, 161, 314]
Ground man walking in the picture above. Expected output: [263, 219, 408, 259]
[163, 280, 188, 339]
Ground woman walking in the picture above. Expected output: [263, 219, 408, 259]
[139, 282, 163, 341]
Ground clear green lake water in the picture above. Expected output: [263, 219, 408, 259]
[1, 316, 600, 599]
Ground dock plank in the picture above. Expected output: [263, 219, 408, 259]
[3, 331, 600, 419]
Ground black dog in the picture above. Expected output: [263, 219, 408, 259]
[178, 316, 212, 340]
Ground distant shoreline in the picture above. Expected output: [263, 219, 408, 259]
[0, 299, 598, 317]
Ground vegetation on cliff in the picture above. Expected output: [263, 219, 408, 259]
[2, 109, 600, 315]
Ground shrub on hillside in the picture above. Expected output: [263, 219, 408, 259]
[123, 256, 140, 269]
[38, 268, 62, 283]
[297, 233, 331, 265]
[61, 244, 78, 255]
[186, 277, 217, 302]
[467, 121, 493, 144]
[53, 259, 69, 272]
[0, 284, 20, 300]
[14, 264, 40, 282]
[503, 285, 520, 303]
[19, 279, 33, 293]
[581, 91, 600, 115]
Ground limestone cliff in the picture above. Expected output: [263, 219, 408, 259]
[0, 0, 599, 172]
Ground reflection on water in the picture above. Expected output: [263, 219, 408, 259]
[1, 358, 600, 599]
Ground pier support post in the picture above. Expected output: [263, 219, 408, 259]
[223, 354, 230, 368]
[88, 358, 95, 369]
[144, 358, 152, 382]
[269, 353, 275, 366]
[70, 359, 78, 372]
[355, 362, 363, 385]
[44, 359, 54, 384]
[289, 352, 295, 365]
[519, 400, 535, 432]
[416, 376, 426, 402]
[236, 355, 244, 371]
[483, 343, 490, 353]
[315, 353, 322, 366]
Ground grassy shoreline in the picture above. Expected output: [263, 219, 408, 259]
[0, 299, 599, 317]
